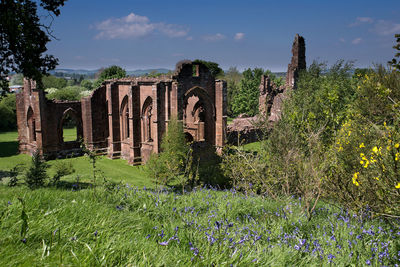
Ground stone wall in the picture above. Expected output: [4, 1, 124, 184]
[17, 61, 227, 164]
[227, 34, 306, 145]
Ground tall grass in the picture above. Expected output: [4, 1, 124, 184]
[0, 185, 398, 266]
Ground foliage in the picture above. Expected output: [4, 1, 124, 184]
[46, 86, 86, 101]
[223, 67, 242, 116]
[0, 94, 16, 131]
[80, 79, 93, 90]
[93, 65, 126, 88]
[24, 151, 49, 189]
[51, 159, 75, 185]
[229, 68, 283, 117]
[0, 185, 398, 266]
[0, 0, 66, 91]
[9, 73, 23, 86]
[193, 59, 224, 78]
[230, 68, 264, 117]
[388, 33, 400, 70]
[325, 69, 400, 217]
[146, 116, 192, 188]
[42, 75, 67, 89]
[7, 164, 24, 187]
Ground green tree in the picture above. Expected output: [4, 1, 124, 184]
[24, 151, 49, 189]
[93, 65, 126, 88]
[9, 73, 23, 85]
[0, 94, 16, 131]
[388, 33, 400, 71]
[46, 86, 86, 101]
[223, 67, 242, 116]
[0, 0, 66, 91]
[42, 75, 67, 89]
[231, 68, 264, 117]
[193, 59, 224, 78]
[146, 116, 191, 187]
[80, 79, 93, 90]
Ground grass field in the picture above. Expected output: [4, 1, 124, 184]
[1, 131, 398, 265]
[0, 185, 398, 266]
[0, 131, 151, 187]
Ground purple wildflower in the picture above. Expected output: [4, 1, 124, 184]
[159, 241, 169, 246]
[21, 238, 26, 243]
[94, 230, 98, 237]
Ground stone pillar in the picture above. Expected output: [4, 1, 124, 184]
[215, 80, 227, 148]
[286, 34, 306, 89]
[130, 84, 141, 164]
[151, 84, 159, 154]
[171, 81, 179, 118]
[107, 82, 121, 158]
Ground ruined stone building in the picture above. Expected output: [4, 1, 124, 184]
[16, 61, 227, 164]
[227, 34, 306, 143]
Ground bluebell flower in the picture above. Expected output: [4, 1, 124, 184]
[159, 241, 169, 246]
[7, 201, 11, 205]
[366, 259, 371, 265]
[94, 230, 98, 237]
[21, 238, 26, 243]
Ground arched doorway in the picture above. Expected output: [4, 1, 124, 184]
[60, 108, 81, 143]
[120, 96, 130, 141]
[26, 106, 36, 143]
[141, 96, 153, 143]
[183, 87, 215, 145]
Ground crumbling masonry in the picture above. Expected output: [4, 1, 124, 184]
[227, 34, 306, 143]
[16, 34, 305, 161]
[16, 62, 227, 164]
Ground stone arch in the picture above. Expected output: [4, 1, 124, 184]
[183, 86, 215, 145]
[141, 96, 153, 142]
[184, 132, 194, 143]
[59, 108, 82, 143]
[26, 106, 36, 143]
[120, 95, 130, 140]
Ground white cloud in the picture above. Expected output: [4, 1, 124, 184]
[339, 38, 346, 43]
[186, 36, 193, 41]
[234, 32, 245, 41]
[349, 17, 374, 27]
[202, 33, 226, 42]
[351, 38, 362, 45]
[94, 12, 189, 40]
[371, 20, 400, 36]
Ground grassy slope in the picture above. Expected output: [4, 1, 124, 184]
[0, 131, 150, 187]
[0, 185, 398, 266]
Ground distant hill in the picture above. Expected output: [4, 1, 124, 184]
[50, 68, 172, 77]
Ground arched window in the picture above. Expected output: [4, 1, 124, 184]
[27, 107, 36, 142]
[61, 109, 79, 142]
[142, 97, 153, 142]
[120, 96, 130, 140]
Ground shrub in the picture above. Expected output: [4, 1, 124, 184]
[146, 116, 192, 188]
[51, 160, 75, 185]
[24, 151, 49, 189]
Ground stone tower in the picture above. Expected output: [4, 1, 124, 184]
[286, 34, 306, 89]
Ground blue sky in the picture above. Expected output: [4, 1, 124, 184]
[45, 0, 400, 71]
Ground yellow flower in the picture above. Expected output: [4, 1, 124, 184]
[374, 177, 379, 181]
[360, 160, 364, 165]
[396, 182, 400, 189]
[395, 143, 400, 149]
[372, 146, 378, 154]
[352, 172, 360, 186]
[387, 146, 391, 151]
[359, 143, 365, 148]
[396, 153, 399, 161]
